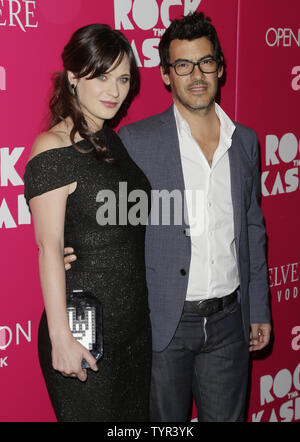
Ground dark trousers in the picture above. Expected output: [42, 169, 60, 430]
[149, 298, 249, 422]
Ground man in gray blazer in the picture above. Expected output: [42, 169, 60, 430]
[119, 12, 271, 422]
[65, 12, 271, 421]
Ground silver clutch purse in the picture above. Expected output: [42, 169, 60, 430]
[66, 290, 103, 368]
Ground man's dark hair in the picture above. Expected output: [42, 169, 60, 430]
[159, 11, 224, 74]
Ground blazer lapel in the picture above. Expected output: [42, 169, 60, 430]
[157, 105, 187, 193]
[156, 105, 190, 228]
[157, 106, 244, 238]
[229, 129, 242, 246]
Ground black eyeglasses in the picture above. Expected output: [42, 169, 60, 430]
[168, 57, 219, 76]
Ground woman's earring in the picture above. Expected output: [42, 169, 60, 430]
[71, 84, 76, 95]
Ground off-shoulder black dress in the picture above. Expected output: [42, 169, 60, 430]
[24, 127, 152, 422]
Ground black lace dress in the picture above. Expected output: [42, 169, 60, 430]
[24, 127, 152, 422]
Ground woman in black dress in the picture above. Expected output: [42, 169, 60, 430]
[24, 24, 152, 422]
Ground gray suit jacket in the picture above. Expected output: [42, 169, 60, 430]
[118, 105, 271, 352]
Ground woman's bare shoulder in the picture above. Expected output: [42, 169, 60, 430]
[28, 121, 72, 162]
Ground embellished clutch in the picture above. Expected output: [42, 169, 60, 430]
[66, 290, 103, 368]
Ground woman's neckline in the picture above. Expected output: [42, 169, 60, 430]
[73, 126, 105, 145]
[25, 127, 107, 167]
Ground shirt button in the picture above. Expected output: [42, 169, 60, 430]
[180, 269, 186, 276]
[208, 201, 212, 207]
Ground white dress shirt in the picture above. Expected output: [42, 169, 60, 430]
[174, 103, 240, 301]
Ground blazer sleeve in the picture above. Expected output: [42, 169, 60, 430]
[247, 132, 271, 324]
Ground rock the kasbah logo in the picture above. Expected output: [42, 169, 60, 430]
[252, 361, 300, 422]
[262, 132, 300, 197]
[263, 25, 300, 196]
[0, 67, 31, 229]
[114, 0, 202, 67]
[0, 146, 31, 229]
[251, 325, 300, 422]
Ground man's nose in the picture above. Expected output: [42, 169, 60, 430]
[190, 63, 206, 79]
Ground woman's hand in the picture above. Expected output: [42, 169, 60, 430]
[51, 332, 98, 382]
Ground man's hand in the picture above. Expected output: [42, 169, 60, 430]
[249, 323, 271, 352]
[64, 247, 77, 270]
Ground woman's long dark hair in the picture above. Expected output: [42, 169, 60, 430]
[49, 24, 139, 161]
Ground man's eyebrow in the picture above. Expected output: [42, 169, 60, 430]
[172, 55, 215, 63]
[198, 55, 215, 61]
[172, 58, 191, 63]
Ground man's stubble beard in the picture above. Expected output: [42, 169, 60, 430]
[173, 81, 216, 116]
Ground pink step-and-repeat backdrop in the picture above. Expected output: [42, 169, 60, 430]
[0, 0, 299, 422]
